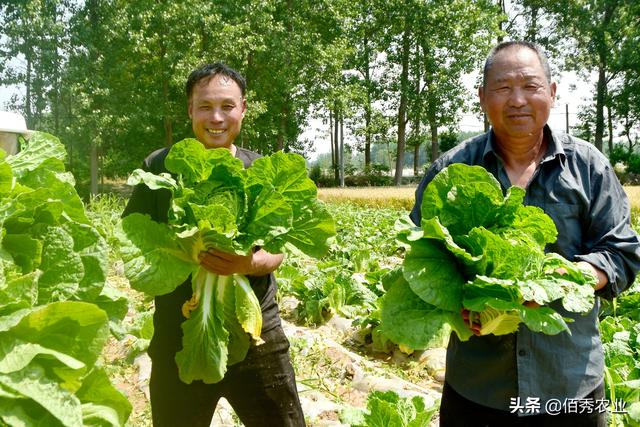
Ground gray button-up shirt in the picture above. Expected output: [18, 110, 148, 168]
[410, 126, 640, 413]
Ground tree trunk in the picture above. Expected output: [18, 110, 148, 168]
[339, 116, 345, 187]
[497, 0, 506, 43]
[90, 138, 99, 196]
[594, 63, 606, 152]
[333, 104, 340, 184]
[430, 124, 438, 162]
[527, 6, 538, 42]
[364, 35, 372, 168]
[394, 19, 411, 186]
[160, 29, 173, 147]
[412, 42, 421, 177]
[163, 113, 173, 147]
[25, 56, 33, 128]
[276, 105, 287, 151]
[593, 1, 616, 152]
[329, 109, 335, 173]
[607, 104, 613, 155]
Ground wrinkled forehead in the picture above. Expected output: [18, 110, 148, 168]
[487, 47, 547, 82]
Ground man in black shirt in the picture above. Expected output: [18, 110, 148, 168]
[123, 63, 305, 427]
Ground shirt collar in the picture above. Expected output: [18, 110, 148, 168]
[482, 125, 567, 165]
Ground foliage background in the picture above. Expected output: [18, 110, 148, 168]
[1, 0, 639, 194]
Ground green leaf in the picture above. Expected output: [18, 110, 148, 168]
[234, 275, 262, 341]
[403, 239, 464, 311]
[175, 272, 229, 384]
[118, 213, 195, 296]
[76, 367, 132, 427]
[127, 169, 178, 191]
[5, 132, 66, 179]
[9, 302, 109, 371]
[0, 364, 82, 427]
[165, 139, 243, 186]
[380, 275, 452, 351]
[0, 339, 85, 374]
[420, 163, 505, 236]
[241, 186, 292, 250]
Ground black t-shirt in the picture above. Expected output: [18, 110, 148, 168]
[123, 145, 282, 359]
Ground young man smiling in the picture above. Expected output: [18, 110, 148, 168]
[411, 41, 640, 426]
[124, 63, 305, 427]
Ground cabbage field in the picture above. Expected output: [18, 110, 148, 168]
[2, 132, 639, 426]
[91, 196, 640, 427]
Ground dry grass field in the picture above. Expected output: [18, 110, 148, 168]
[319, 186, 640, 219]
[318, 186, 416, 210]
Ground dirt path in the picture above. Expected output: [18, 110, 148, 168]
[106, 306, 444, 426]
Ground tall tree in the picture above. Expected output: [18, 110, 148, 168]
[542, 0, 636, 152]
[0, 0, 69, 130]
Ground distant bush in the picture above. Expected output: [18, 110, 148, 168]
[354, 164, 392, 186]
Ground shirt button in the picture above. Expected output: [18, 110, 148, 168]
[518, 350, 527, 357]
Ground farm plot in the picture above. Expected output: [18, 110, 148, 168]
[89, 189, 640, 426]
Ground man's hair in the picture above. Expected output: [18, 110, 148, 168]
[482, 41, 552, 88]
[185, 62, 247, 99]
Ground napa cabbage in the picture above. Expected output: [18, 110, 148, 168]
[118, 139, 335, 384]
[380, 163, 597, 349]
[0, 132, 131, 426]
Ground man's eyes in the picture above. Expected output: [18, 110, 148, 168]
[492, 84, 541, 93]
[198, 105, 236, 110]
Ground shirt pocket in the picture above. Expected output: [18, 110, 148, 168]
[543, 202, 582, 258]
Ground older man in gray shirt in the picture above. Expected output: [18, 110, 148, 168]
[411, 41, 640, 426]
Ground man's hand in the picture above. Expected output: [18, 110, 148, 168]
[555, 261, 608, 291]
[461, 309, 483, 336]
[199, 248, 284, 276]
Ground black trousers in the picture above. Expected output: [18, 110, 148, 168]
[439, 381, 607, 427]
[149, 325, 306, 427]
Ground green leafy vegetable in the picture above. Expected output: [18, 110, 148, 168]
[118, 138, 335, 384]
[340, 390, 438, 427]
[380, 163, 596, 350]
[0, 132, 131, 426]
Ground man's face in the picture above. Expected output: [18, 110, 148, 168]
[479, 47, 556, 142]
[188, 74, 246, 150]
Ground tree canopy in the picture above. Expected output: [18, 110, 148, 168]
[1, 0, 638, 189]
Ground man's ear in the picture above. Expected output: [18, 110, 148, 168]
[241, 98, 247, 118]
[478, 86, 486, 113]
[549, 82, 557, 107]
[187, 100, 193, 119]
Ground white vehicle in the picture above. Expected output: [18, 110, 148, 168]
[0, 111, 33, 155]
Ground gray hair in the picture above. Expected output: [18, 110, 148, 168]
[482, 41, 552, 88]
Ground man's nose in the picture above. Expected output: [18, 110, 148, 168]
[209, 108, 224, 122]
[508, 87, 527, 107]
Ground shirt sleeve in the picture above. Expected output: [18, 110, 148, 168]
[574, 158, 640, 299]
